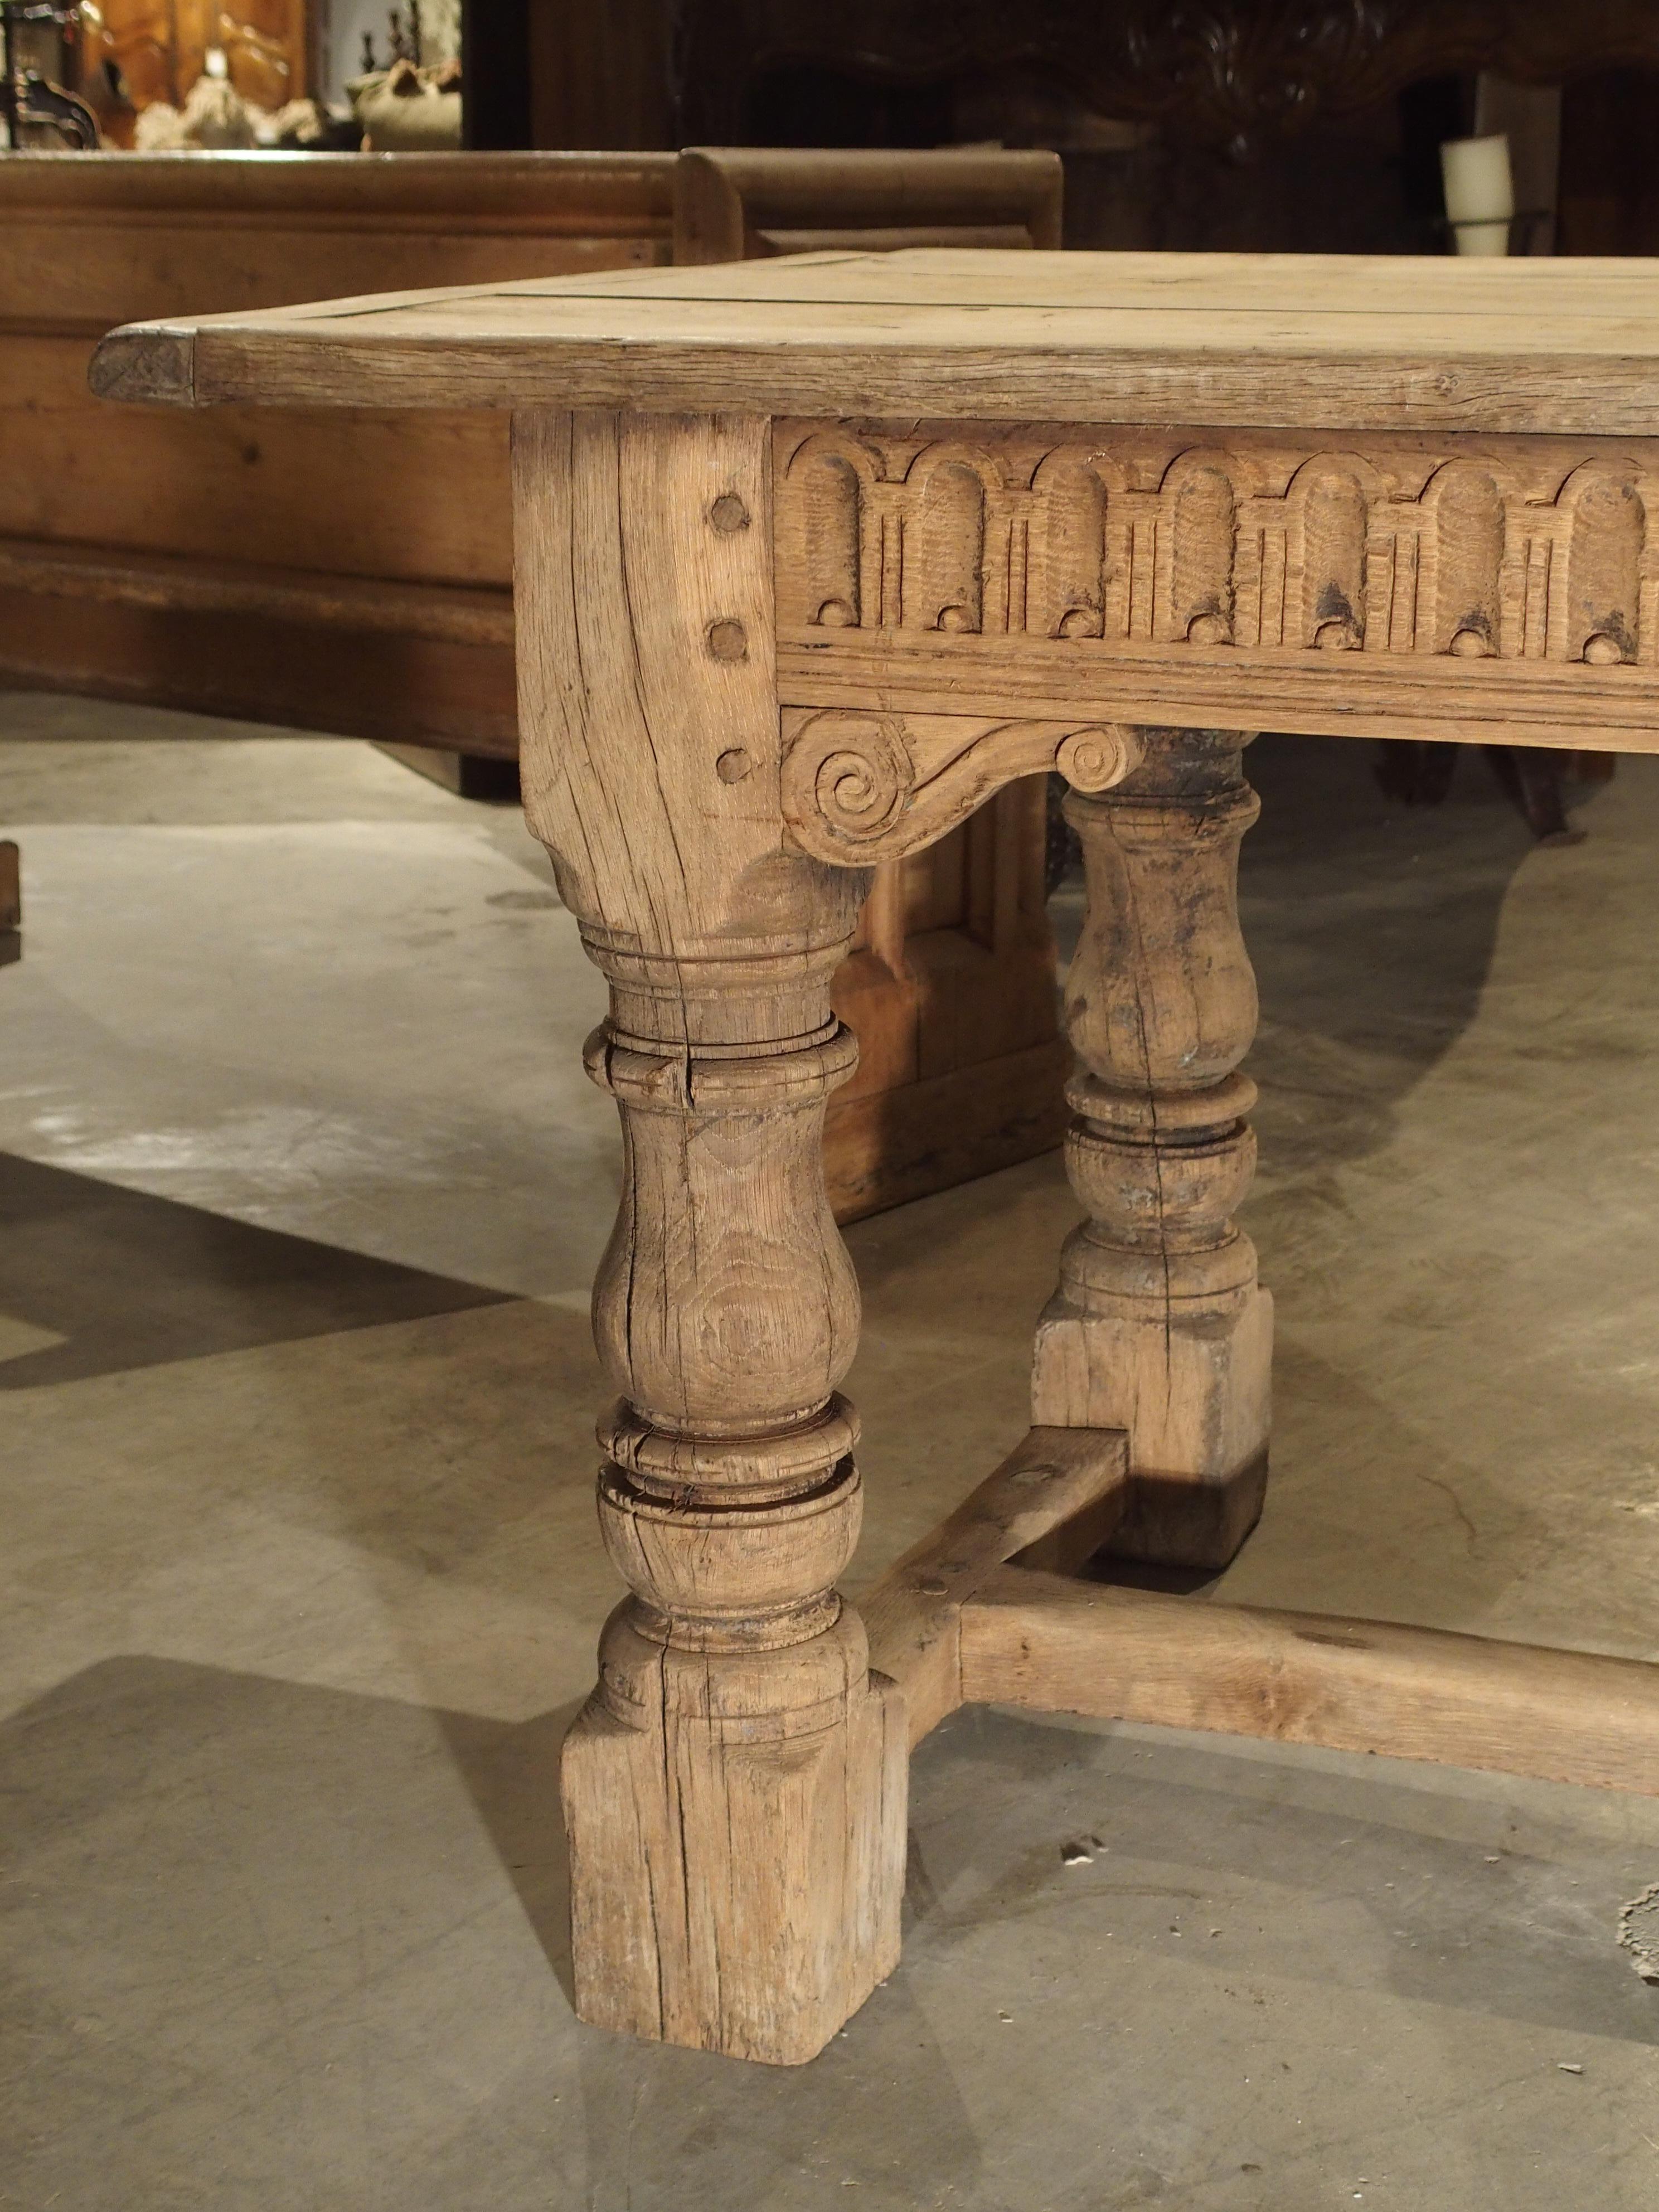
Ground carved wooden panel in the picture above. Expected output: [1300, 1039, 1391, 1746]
[774, 420, 1659, 752]
[780, 707, 1135, 864]
[776, 421, 1659, 670]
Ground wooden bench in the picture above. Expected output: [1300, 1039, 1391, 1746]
[0, 144, 1065, 1221]
[0, 150, 672, 756]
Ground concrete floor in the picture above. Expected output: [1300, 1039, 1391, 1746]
[2, 692, 1657, 2209]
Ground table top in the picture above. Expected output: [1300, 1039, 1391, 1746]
[91, 248, 1659, 436]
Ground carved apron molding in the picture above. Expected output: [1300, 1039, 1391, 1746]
[774, 421, 1659, 750]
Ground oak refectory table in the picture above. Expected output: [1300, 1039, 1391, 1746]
[91, 250, 1659, 2066]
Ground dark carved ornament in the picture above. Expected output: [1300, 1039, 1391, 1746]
[1123, 1, 1395, 156]
[681, 0, 1659, 152]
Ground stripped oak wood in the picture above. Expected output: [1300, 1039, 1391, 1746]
[93, 248, 1659, 753]
[517, 409, 903, 2065]
[772, 416, 1659, 754]
[862, 1425, 1128, 1748]
[91, 243, 1659, 2065]
[962, 1568, 1659, 1800]
[89, 251, 1659, 436]
[1036, 727, 1272, 1569]
[32, 178, 1076, 1227]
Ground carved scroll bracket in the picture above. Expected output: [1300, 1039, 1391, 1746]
[780, 709, 1141, 867]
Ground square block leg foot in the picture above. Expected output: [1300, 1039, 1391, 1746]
[562, 1605, 907, 2066]
[1111, 1445, 1269, 1571]
[1034, 1285, 1273, 1573]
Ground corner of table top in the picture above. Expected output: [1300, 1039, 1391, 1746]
[89, 323, 196, 408]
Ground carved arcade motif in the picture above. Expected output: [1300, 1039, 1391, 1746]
[92, 220, 1659, 2080]
[776, 425, 1659, 672]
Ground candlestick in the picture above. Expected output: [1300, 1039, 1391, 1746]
[1442, 134, 1514, 258]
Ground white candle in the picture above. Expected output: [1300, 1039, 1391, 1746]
[1441, 134, 1514, 258]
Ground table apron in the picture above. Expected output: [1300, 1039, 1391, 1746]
[778, 635, 1659, 751]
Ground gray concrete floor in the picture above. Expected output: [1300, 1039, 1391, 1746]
[2, 692, 1657, 2209]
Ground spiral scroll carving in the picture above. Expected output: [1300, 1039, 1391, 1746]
[782, 709, 1140, 867]
[798, 714, 915, 847]
[1056, 728, 1131, 793]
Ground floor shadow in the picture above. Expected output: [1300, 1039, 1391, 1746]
[847, 735, 1542, 1303]
[0, 1150, 508, 1388]
[0, 1656, 984, 2211]
[911, 1704, 1659, 2049]
[8, 1657, 1652, 2212]
[1045, 734, 1544, 1189]
[433, 1694, 582, 2006]
[0, 1657, 581, 2207]
[1240, 733, 1540, 1181]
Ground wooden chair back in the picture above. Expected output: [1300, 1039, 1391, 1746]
[672, 145, 1063, 264]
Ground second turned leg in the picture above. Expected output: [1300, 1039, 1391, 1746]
[1034, 725, 1273, 1571]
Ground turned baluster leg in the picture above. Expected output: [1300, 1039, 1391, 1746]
[513, 408, 904, 2065]
[1034, 725, 1273, 1571]
[565, 970, 905, 2064]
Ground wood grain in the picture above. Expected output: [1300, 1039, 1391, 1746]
[518, 409, 903, 2064]
[83, 0, 309, 113]
[780, 709, 1138, 865]
[0, 838, 18, 968]
[92, 229, 1659, 2059]
[0, 591, 520, 753]
[1035, 728, 1272, 1570]
[774, 418, 1659, 755]
[2, 151, 674, 336]
[822, 1032, 1070, 1223]
[0, 149, 666, 758]
[863, 1425, 1128, 1748]
[40, 165, 1073, 1225]
[0, 535, 515, 646]
[88, 251, 1659, 435]
[673, 147, 1062, 265]
[779, 630, 1659, 755]
[962, 1567, 1659, 1799]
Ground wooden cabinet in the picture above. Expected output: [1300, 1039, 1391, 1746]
[80, 0, 307, 113]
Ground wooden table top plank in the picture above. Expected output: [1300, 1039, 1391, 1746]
[91, 249, 1659, 436]
[100, 246, 1659, 319]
